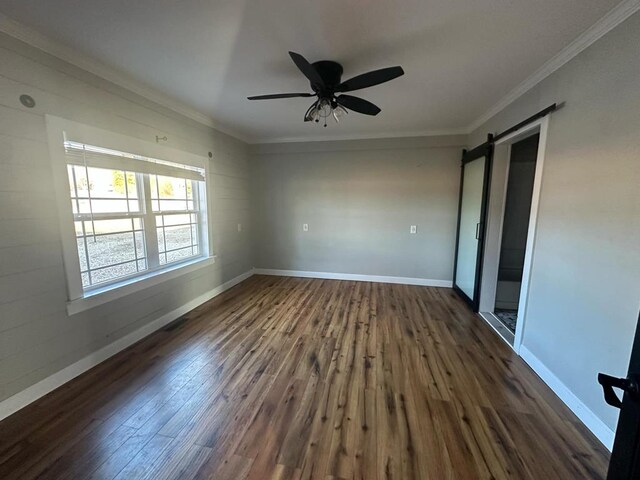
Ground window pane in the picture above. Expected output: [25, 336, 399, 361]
[76, 199, 90, 214]
[151, 175, 186, 199]
[85, 218, 135, 236]
[164, 225, 192, 251]
[156, 223, 199, 266]
[125, 173, 138, 198]
[90, 261, 138, 285]
[155, 210, 199, 267]
[87, 199, 130, 214]
[150, 174, 197, 212]
[70, 165, 90, 198]
[86, 232, 137, 269]
[68, 165, 140, 214]
[166, 247, 196, 264]
[76, 217, 148, 289]
[77, 238, 88, 272]
[161, 214, 190, 227]
[158, 199, 188, 212]
[157, 228, 165, 252]
[86, 167, 131, 199]
[135, 231, 145, 258]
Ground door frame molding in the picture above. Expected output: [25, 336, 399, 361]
[479, 116, 550, 352]
[452, 135, 493, 312]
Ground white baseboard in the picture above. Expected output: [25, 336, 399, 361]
[520, 346, 615, 451]
[0, 269, 254, 421]
[253, 268, 453, 288]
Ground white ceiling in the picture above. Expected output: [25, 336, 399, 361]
[0, 0, 623, 142]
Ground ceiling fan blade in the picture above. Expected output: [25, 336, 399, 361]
[336, 66, 404, 93]
[247, 93, 315, 100]
[336, 95, 381, 116]
[289, 51, 325, 89]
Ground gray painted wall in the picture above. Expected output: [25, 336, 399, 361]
[250, 136, 465, 281]
[470, 12, 640, 431]
[0, 33, 252, 403]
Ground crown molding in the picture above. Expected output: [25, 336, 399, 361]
[465, 0, 640, 133]
[251, 128, 468, 144]
[0, 12, 252, 143]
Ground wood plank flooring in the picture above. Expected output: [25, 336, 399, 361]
[0, 275, 610, 479]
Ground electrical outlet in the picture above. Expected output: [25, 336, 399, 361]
[237, 223, 242, 232]
[303, 223, 309, 232]
[410, 225, 417, 234]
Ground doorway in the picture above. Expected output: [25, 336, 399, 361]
[493, 134, 539, 333]
[478, 116, 549, 350]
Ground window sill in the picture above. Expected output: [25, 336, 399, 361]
[67, 255, 216, 315]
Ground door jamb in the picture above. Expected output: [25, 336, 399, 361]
[482, 116, 550, 353]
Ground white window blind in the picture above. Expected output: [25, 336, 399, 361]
[64, 141, 205, 181]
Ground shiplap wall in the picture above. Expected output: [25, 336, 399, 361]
[0, 32, 252, 403]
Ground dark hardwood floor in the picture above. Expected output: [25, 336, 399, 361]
[0, 275, 609, 479]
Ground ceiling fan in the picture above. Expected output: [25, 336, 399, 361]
[247, 52, 404, 126]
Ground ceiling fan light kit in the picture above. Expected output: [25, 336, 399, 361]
[248, 52, 404, 127]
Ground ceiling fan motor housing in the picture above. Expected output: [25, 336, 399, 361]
[311, 61, 343, 95]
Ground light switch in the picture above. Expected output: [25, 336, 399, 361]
[303, 223, 309, 232]
[237, 223, 242, 232]
[410, 225, 417, 234]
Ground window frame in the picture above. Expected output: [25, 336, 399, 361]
[46, 116, 214, 315]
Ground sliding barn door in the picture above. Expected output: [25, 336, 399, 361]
[453, 137, 493, 311]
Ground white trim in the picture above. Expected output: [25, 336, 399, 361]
[67, 256, 216, 315]
[466, 0, 640, 133]
[0, 12, 250, 143]
[520, 346, 615, 451]
[510, 117, 549, 353]
[479, 117, 549, 354]
[253, 268, 453, 287]
[254, 129, 469, 144]
[47, 118, 88, 300]
[0, 269, 254, 422]
[512, 115, 549, 352]
[478, 311, 515, 348]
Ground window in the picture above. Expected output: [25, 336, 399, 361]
[47, 116, 211, 311]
